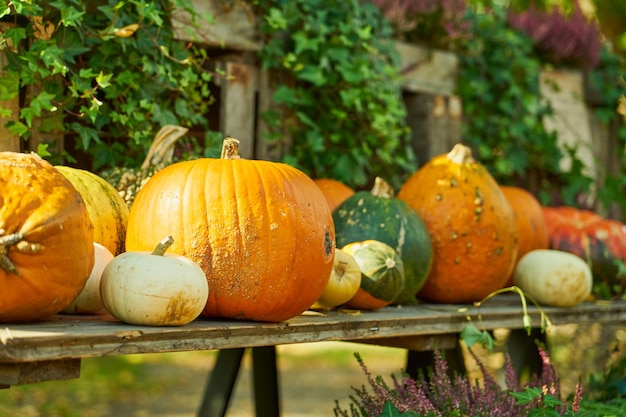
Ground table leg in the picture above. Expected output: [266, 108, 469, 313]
[251, 346, 280, 417]
[404, 337, 466, 380]
[197, 347, 246, 417]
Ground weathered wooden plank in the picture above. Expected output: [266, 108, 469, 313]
[540, 70, 596, 188]
[396, 42, 459, 96]
[1, 298, 624, 365]
[217, 61, 259, 159]
[351, 334, 457, 351]
[255, 69, 291, 161]
[405, 93, 463, 165]
[171, 0, 261, 51]
[0, 359, 80, 386]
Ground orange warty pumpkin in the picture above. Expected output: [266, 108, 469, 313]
[313, 178, 355, 212]
[397, 144, 518, 304]
[0, 152, 95, 322]
[125, 138, 336, 322]
[500, 185, 549, 285]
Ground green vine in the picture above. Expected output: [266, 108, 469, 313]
[455, 5, 594, 205]
[0, 0, 215, 169]
[255, 0, 415, 189]
[459, 286, 553, 353]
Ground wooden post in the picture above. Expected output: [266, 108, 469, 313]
[404, 93, 463, 166]
[255, 70, 292, 162]
[217, 61, 258, 159]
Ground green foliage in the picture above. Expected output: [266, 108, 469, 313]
[0, 0, 214, 170]
[456, 4, 593, 205]
[511, 387, 577, 417]
[256, 0, 416, 189]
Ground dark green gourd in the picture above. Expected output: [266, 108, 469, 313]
[333, 177, 433, 304]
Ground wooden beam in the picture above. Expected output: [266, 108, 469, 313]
[0, 359, 81, 386]
[218, 61, 258, 159]
[350, 334, 457, 351]
[171, 0, 261, 51]
[396, 42, 459, 96]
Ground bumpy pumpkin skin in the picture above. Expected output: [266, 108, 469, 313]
[0, 153, 95, 323]
[397, 144, 518, 304]
[55, 166, 129, 255]
[125, 143, 335, 322]
[501, 186, 549, 285]
[313, 178, 355, 212]
[542, 206, 626, 299]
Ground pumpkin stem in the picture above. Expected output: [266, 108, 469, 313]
[371, 177, 394, 199]
[152, 236, 175, 256]
[0, 232, 26, 275]
[447, 143, 475, 164]
[221, 137, 242, 160]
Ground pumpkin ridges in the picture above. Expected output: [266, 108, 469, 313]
[55, 166, 129, 255]
[126, 142, 334, 322]
[0, 152, 94, 323]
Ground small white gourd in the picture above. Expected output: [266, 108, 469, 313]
[100, 236, 208, 326]
[514, 249, 592, 307]
[63, 242, 115, 314]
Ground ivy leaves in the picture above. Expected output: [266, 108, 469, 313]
[456, 5, 592, 204]
[257, 0, 415, 189]
[0, 1, 212, 169]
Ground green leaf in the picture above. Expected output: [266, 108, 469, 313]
[460, 324, 495, 352]
[296, 66, 326, 86]
[265, 8, 288, 30]
[511, 387, 543, 405]
[36, 143, 51, 157]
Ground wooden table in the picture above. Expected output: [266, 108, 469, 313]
[1, 296, 625, 416]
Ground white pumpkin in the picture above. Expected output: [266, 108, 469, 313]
[62, 242, 115, 314]
[311, 248, 362, 310]
[514, 249, 592, 307]
[100, 236, 208, 326]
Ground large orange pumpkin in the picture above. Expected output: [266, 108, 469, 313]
[0, 152, 95, 322]
[500, 185, 549, 285]
[313, 178, 355, 212]
[125, 138, 335, 322]
[397, 144, 518, 304]
[55, 166, 129, 255]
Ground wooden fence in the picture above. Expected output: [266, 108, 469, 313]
[0, 0, 621, 217]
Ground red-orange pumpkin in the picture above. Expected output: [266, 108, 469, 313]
[313, 178, 355, 212]
[501, 186, 549, 285]
[542, 206, 626, 299]
[397, 144, 518, 304]
[125, 138, 335, 322]
[0, 152, 95, 322]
